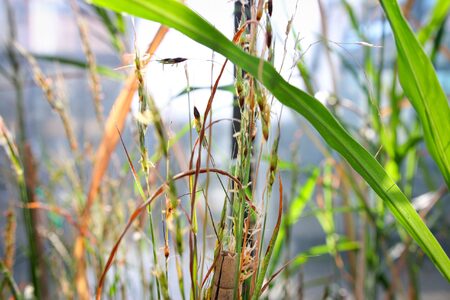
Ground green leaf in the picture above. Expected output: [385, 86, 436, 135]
[417, 0, 450, 44]
[269, 168, 319, 275]
[381, 0, 450, 189]
[315, 161, 337, 255]
[34, 54, 125, 80]
[93, 6, 126, 53]
[287, 169, 319, 225]
[292, 240, 360, 268]
[90, 0, 450, 280]
[173, 84, 235, 98]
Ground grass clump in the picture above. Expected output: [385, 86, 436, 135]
[1, 1, 449, 299]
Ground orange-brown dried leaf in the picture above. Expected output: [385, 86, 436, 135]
[75, 25, 169, 300]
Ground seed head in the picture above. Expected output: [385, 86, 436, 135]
[193, 106, 201, 120]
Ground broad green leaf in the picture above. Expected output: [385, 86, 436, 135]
[90, 0, 450, 280]
[381, 0, 450, 188]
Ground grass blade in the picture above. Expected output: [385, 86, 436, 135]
[292, 240, 360, 268]
[0, 260, 22, 300]
[381, 0, 450, 188]
[269, 168, 319, 275]
[417, 0, 450, 44]
[262, 240, 359, 293]
[252, 174, 283, 300]
[34, 54, 125, 80]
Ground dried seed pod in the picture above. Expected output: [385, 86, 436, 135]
[261, 105, 271, 141]
[286, 20, 293, 36]
[251, 122, 257, 141]
[268, 0, 273, 16]
[257, 93, 266, 114]
[269, 127, 280, 187]
[164, 244, 170, 258]
[246, 79, 255, 111]
[193, 106, 201, 120]
[236, 80, 245, 108]
[256, 2, 264, 21]
[262, 120, 269, 141]
[270, 138, 279, 173]
[265, 18, 272, 49]
[255, 82, 265, 113]
[193, 106, 209, 148]
[193, 106, 202, 132]
[135, 56, 144, 92]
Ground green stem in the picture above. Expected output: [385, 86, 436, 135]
[0, 261, 22, 300]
